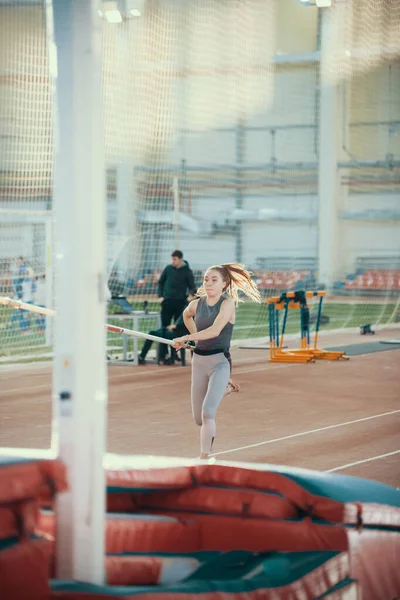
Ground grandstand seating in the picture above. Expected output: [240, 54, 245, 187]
[106, 267, 400, 297]
[344, 270, 400, 291]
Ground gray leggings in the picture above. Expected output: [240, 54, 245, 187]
[191, 352, 231, 427]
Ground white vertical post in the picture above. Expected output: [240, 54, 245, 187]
[172, 176, 180, 248]
[51, 0, 106, 584]
[318, 8, 339, 291]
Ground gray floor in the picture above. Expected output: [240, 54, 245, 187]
[325, 341, 400, 356]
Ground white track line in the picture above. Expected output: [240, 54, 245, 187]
[0, 370, 280, 398]
[108, 360, 295, 381]
[2, 384, 50, 395]
[0, 361, 297, 395]
[211, 409, 400, 457]
[327, 449, 400, 473]
[2, 341, 397, 385]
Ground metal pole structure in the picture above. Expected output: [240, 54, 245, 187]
[172, 176, 180, 248]
[44, 213, 53, 347]
[114, 15, 138, 283]
[116, 159, 136, 281]
[45, 0, 57, 351]
[235, 119, 245, 263]
[313, 9, 322, 158]
[317, 7, 339, 291]
[51, 0, 107, 583]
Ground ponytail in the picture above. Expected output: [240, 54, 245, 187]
[198, 263, 261, 305]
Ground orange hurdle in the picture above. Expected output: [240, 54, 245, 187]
[268, 290, 348, 363]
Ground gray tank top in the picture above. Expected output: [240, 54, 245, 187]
[194, 295, 234, 352]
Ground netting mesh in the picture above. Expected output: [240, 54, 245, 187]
[103, 0, 276, 161]
[103, 0, 276, 289]
[322, 0, 400, 83]
[0, 6, 53, 361]
[0, 0, 399, 363]
[0, 6, 53, 192]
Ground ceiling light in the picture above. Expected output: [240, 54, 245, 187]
[105, 10, 122, 23]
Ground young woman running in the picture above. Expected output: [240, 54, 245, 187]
[172, 263, 261, 459]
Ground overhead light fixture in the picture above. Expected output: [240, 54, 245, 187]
[99, 0, 143, 21]
[297, 0, 332, 5]
[104, 9, 122, 23]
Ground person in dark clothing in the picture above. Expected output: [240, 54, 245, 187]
[139, 289, 197, 365]
[158, 250, 195, 327]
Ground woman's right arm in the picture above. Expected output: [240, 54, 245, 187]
[183, 299, 199, 335]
